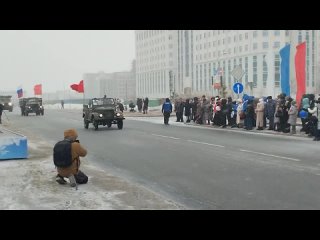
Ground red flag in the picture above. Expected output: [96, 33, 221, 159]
[295, 42, 306, 109]
[34, 84, 42, 95]
[70, 80, 84, 93]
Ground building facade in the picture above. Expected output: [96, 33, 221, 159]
[135, 30, 320, 100]
[135, 30, 177, 99]
[83, 60, 136, 101]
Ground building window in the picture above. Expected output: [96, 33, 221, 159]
[245, 32, 248, 39]
[285, 30, 290, 36]
[253, 31, 258, 38]
[245, 45, 248, 52]
[239, 34, 242, 41]
[196, 65, 199, 91]
[200, 65, 202, 91]
[253, 56, 257, 88]
[274, 30, 280, 36]
[204, 64, 207, 91]
[263, 30, 268, 37]
[245, 57, 248, 83]
[273, 41, 280, 48]
[228, 60, 231, 87]
[274, 54, 280, 87]
[263, 55, 268, 88]
[253, 43, 258, 50]
[263, 42, 269, 49]
[298, 30, 302, 43]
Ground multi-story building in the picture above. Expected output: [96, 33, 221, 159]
[135, 30, 177, 99]
[83, 60, 136, 101]
[135, 30, 320, 100]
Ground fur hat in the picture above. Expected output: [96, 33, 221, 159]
[64, 129, 78, 139]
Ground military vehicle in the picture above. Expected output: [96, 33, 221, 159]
[21, 97, 44, 116]
[83, 97, 125, 130]
[0, 95, 13, 112]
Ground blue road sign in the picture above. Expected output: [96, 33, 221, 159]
[233, 82, 244, 94]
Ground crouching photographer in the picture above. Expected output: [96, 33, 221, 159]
[53, 129, 88, 187]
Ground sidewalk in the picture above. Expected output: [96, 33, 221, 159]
[130, 109, 311, 139]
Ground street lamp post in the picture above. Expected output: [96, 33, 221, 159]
[211, 51, 227, 98]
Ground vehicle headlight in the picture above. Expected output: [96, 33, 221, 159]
[8, 103, 12, 106]
[116, 113, 121, 117]
[99, 114, 103, 117]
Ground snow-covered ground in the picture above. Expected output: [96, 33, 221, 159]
[0, 124, 182, 210]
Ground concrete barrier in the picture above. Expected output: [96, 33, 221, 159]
[0, 127, 28, 160]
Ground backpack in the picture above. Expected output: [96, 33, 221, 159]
[53, 139, 73, 168]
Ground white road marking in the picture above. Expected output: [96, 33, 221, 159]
[187, 140, 225, 148]
[239, 149, 301, 162]
[151, 134, 180, 140]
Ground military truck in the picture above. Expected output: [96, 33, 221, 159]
[83, 97, 125, 130]
[22, 97, 44, 116]
[0, 95, 13, 112]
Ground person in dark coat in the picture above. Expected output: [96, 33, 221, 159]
[162, 98, 173, 125]
[184, 98, 191, 123]
[0, 103, 3, 124]
[192, 97, 198, 122]
[220, 98, 228, 128]
[137, 98, 143, 113]
[226, 97, 233, 126]
[175, 98, 184, 122]
[143, 97, 149, 114]
[265, 96, 276, 130]
[245, 99, 255, 130]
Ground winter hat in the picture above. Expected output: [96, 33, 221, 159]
[64, 129, 78, 140]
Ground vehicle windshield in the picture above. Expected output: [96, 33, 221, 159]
[27, 99, 41, 104]
[92, 98, 114, 106]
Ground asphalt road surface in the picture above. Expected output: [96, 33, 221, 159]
[6, 108, 320, 209]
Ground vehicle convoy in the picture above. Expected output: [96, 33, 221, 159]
[19, 97, 44, 116]
[83, 97, 125, 130]
[0, 95, 13, 112]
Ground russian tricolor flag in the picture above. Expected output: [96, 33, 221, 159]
[17, 88, 23, 98]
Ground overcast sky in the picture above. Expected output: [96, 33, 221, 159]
[0, 30, 135, 94]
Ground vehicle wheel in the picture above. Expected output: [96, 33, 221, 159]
[26, 113, 28, 116]
[93, 120, 98, 130]
[107, 122, 112, 128]
[117, 120, 123, 130]
[84, 120, 89, 129]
